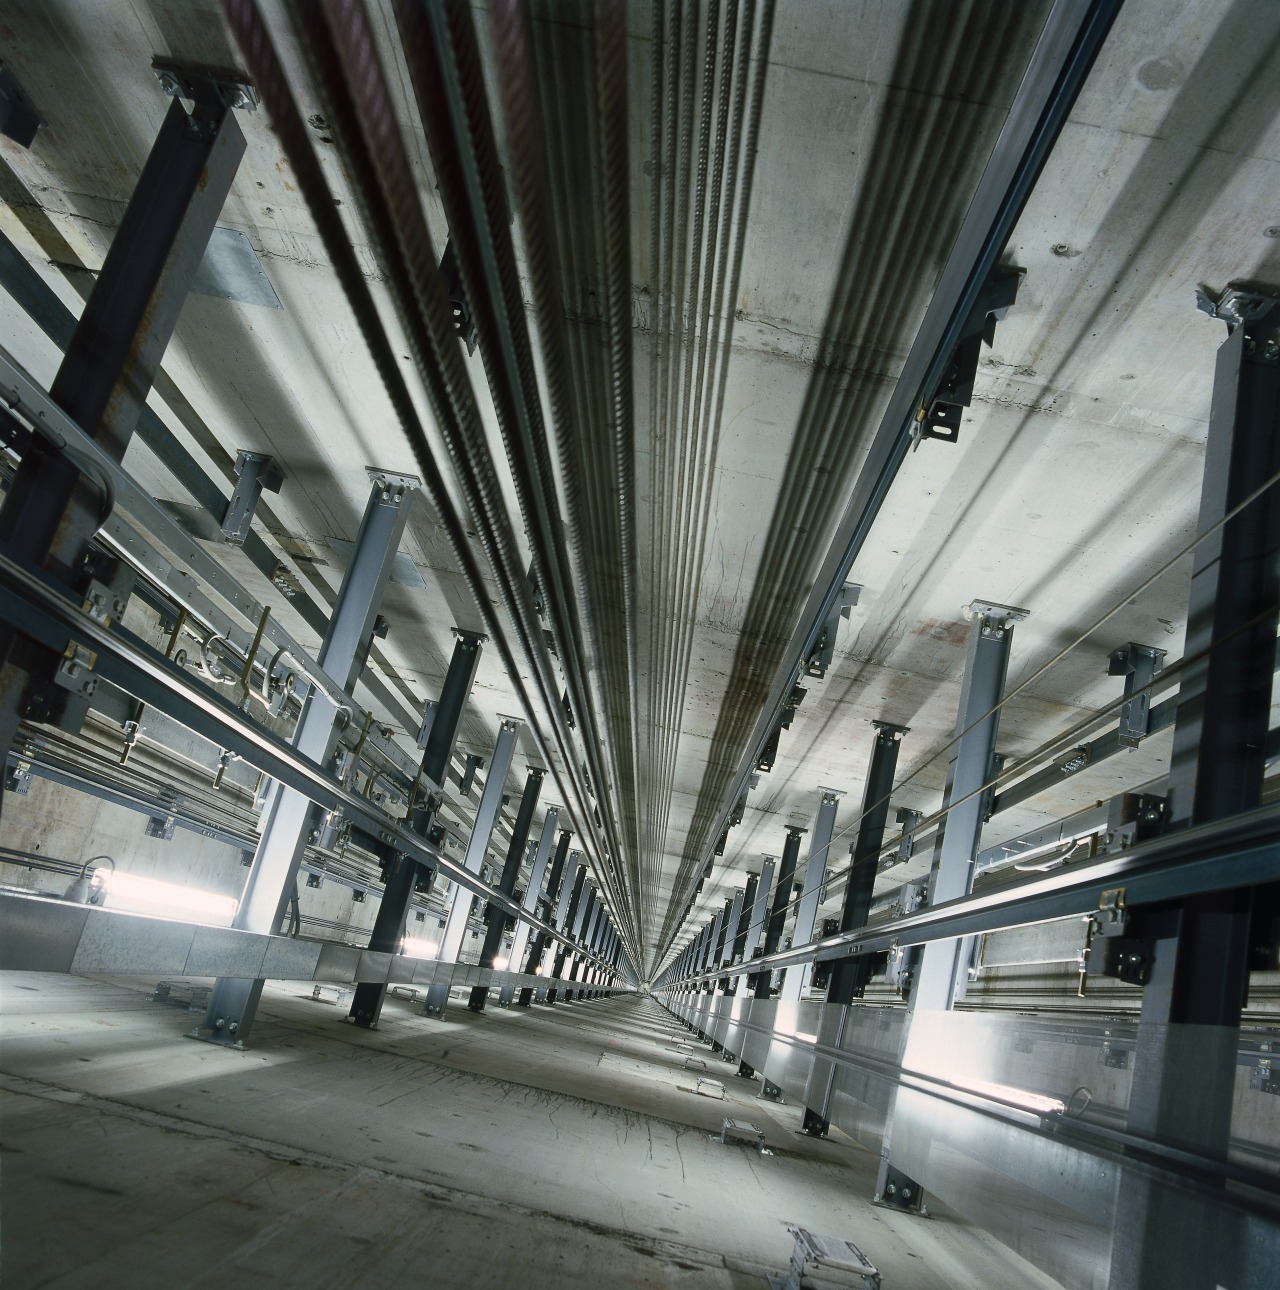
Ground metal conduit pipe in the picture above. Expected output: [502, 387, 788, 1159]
[384, 0, 634, 941]
[285, 2, 636, 962]
[488, 0, 636, 911]
[493, 1, 646, 940]
[658, 0, 1124, 972]
[642, 3, 773, 969]
[221, 0, 623, 965]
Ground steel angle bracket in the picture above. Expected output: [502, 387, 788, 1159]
[913, 265, 1023, 447]
[804, 582, 861, 679]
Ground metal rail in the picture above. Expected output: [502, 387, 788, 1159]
[0, 542, 612, 972]
[668, 797, 1280, 984]
[664, 0, 1124, 968]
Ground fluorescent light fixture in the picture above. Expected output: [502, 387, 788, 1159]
[947, 1076, 1065, 1117]
[402, 937, 439, 959]
[98, 871, 237, 925]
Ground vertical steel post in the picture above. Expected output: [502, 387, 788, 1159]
[202, 473, 416, 1045]
[739, 857, 775, 989]
[501, 806, 559, 1006]
[422, 717, 521, 1017]
[828, 722, 908, 1004]
[469, 767, 544, 1011]
[352, 629, 484, 1026]
[547, 861, 587, 1002]
[725, 873, 759, 995]
[718, 888, 746, 994]
[911, 601, 1026, 1014]
[1108, 289, 1280, 1290]
[520, 830, 572, 1005]
[874, 597, 1025, 1204]
[781, 789, 843, 1001]
[565, 885, 597, 996]
[755, 827, 803, 998]
[0, 88, 246, 755]
[703, 907, 725, 993]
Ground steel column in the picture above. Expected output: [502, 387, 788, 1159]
[874, 597, 1024, 1206]
[725, 873, 759, 994]
[547, 861, 586, 1002]
[718, 888, 746, 993]
[755, 827, 804, 998]
[828, 722, 908, 1004]
[422, 717, 521, 1016]
[202, 474, 415, 1044]
[352, 629, 484, 1026]
[501, 806, 559, 1005]
[469, 767, 544, 1011]
[911, 601, 1025, 1014]
[739, 858, 774, 988]
[1109, 289, 1280, 1290]
[0, 90, 246, 753]
[519, 829, 571, 1005]
[781, 789, 842, 1001]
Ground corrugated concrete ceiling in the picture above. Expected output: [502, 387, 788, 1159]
[1, 0, 1278, 978]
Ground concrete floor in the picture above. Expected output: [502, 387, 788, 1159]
[1, 975, 1062, 1288]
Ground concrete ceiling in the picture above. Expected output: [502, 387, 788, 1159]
[2, 0, 1279, 979]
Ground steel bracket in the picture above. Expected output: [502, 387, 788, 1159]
[146, 812, 177, 841]
[1194, 282, 1280, 335]
[804, 583, 861, 678]
[1109, 642, 1166, 747]
[221, 450, 283, 545]
[914, 265, 1023, 447]
[152, 57, 257, 135]
[366, 468, 421, 505]
[0, 62, 45, 148]
[875, 1164, 928, 1215]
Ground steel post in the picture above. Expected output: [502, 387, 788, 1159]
[828, 723, 908, 1004]
[351, 629, 484, 1026]
[469, 767, 544, 1011]
[718, 888, 745, 994]
[911, 601, 1026, 1014]
[0, 89, 246, 756]
[755, 827, 804, 998]
[738, 857, 775, 991]
[874, 597, 1024, 1206]
[781, 789, 842, 1001]
[725, 872, 758, 994]
[422, 717, 521, 1017]
[501, 806, 559, 1005]
[1108, 289, 1280, 1290]
[519, 830, 571, 1005]
[547, 861, 586, 1002]
[202, 473, 415, 1044]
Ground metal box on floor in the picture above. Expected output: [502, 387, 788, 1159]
[784, 1228, 880, 1290]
